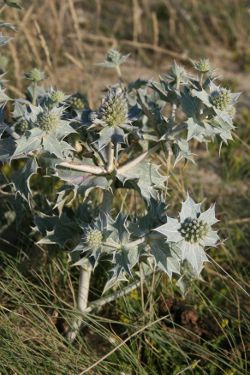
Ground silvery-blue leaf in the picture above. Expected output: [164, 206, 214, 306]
[180, 89, 200, 117]
[117, 161, 167, 202]
[13, 134, 42, 157]
[186, 117, 205, 141]
[108, 213, 129, 244]
[150, 238, 180, 278]
[37, 213, 81, 248]
[129, 197, 166, 237]
[12, 157, 38, 201]
[173, 138, 194, 165]
[34, 214, 58, 236]
[55, 122, 76, 139]
[191, 89, 212, 107]
[103, 273, 128, 294]
[150, 81, 168, 101]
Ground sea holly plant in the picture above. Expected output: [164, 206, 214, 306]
[0, 50, 240, 341]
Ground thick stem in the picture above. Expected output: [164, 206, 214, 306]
[67, 261, 92, 342]
[77, 262, 92, 312]
[57, 162, 106, 175]
[106, 141, 114, 173]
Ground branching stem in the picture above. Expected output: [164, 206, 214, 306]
[57, 162, 106, 175]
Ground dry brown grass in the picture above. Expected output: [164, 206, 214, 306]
[1, 0, 250, 100]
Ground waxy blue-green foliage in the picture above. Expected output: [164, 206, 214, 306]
[0, 54, 239, 293]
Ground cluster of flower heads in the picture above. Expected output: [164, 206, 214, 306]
[71, 194, 219, 291]
[0, 52, 237, 294]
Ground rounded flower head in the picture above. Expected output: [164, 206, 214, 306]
[179, 218, 208, 244]
[193, 58, 211, 73]
[25, 68, 45, 82]
[99, 86, 128, 128]
[50, 90, 66, 104]
[38, 110, 60, 133]
[211, 88, 231, 111]
[154, 194, 219, 275]
[85, 228, 103, 250]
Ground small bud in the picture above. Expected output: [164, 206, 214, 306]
[25, 68, 45, 82]
[193, 58, 211, 73]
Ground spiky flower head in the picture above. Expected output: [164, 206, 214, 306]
[37, 110, 60, 133]
[193, 58, 211, 73]
[154, 194, 219, 275]
[25, 68, 45, 82]
[50, 90, 66, 104]
[67, 93, 88, 110]
[99, 86, 128, 128]
[211, 88, 231, 111]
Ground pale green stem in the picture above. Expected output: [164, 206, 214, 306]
[67, 260, 92, 342]
[117, 143, 160, 175]
[32, 81, 37, 105]
[58, 162, 106, 175]
[115, 64, 122, 79]
[107, 141, 114, 173]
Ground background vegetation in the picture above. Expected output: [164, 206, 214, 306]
[0, 1, 249, 374]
